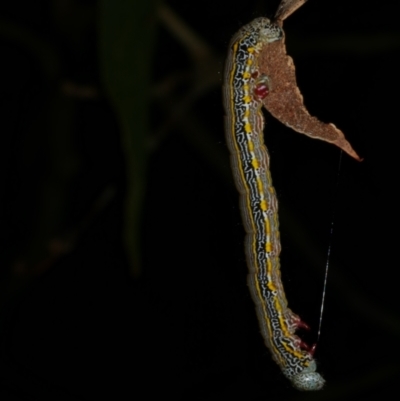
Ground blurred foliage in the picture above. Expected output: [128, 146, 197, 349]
[99, 0, 158, 276]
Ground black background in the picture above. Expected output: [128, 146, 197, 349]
[0, 0, 399, 399]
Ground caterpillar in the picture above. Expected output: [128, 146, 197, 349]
[223, 17, 325, 391]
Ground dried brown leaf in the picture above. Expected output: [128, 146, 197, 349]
[259, 23, 361, 161]
[275, 0, 308, 21]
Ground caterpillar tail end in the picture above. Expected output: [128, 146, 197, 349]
[292, 371, 325, 391]
[289, 359, 325, 391]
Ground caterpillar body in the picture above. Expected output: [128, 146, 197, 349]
[223, 17, 325, 391]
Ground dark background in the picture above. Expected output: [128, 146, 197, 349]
[0, 0, 398, 399]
